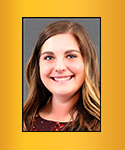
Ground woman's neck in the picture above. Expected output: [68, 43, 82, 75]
[39, 92, 80, 122]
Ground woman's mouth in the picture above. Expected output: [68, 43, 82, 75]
[50, 75, 74, 82]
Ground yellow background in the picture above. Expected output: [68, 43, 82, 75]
[0, 0, 125, 150]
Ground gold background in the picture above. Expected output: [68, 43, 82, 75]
[0, 0, 125, 149]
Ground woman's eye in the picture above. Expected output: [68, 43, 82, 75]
[44, 56, 54, 60]
[67, 55, 77, 59]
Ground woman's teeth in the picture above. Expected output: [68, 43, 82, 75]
[53, 76, 72, 82]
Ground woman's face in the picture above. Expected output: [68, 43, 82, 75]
[39, 33, 85, 97]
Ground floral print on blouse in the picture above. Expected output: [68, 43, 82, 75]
[30, 114, 68, 131]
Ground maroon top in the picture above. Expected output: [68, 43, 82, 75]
[29, 114, 69, 131]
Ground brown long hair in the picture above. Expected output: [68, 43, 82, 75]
[23, 20, 100, 131]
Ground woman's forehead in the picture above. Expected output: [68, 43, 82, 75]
[41, 33, 80, 53]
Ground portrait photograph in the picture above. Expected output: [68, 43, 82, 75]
[22, 17, 101, 132]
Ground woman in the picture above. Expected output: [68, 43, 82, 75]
[23, 20, 100, 131]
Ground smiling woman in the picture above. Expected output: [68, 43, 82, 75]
[23, 20, 100, 132]
[39, 34, 85, 98]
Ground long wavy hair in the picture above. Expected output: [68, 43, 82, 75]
[23, 20, 100, 131]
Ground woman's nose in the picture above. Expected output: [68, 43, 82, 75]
[54, 59, 66, 73]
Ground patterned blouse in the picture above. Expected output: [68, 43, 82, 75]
[29, 114, 68, 131]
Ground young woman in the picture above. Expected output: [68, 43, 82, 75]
[23, 20, 100, 131]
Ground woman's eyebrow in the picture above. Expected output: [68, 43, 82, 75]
[40, 50, 81, 56]
[64, 50, 81, 54]
[40, 51, 54, 56]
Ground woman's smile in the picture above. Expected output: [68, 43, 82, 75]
[50, 75, 74, 83]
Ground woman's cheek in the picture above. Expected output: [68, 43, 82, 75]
[39, 63, 52, 76]
[68, 61, 84, 73]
